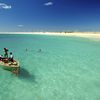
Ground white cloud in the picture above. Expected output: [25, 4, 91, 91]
[17, 25, 24, 27]
[0, 3, 11, 9]
[44, 2, 53, 6]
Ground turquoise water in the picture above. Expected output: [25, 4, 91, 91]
[0, 34, 100, 100]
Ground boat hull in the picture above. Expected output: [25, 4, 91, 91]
[0, 60, 20, 75]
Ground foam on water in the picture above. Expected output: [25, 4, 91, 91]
[0, 34, 100, 100]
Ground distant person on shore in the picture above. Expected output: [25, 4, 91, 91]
[9, 52, 14, 62]
[4, 48, 9, 58]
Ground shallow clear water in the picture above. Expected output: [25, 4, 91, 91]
[0, 34, 100, 100]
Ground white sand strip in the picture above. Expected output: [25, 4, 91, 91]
[0, 32, 100, 39]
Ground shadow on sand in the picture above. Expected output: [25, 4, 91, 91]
[19, 67, 36, 83]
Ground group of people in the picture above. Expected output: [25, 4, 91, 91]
[0, 48, 14, 63]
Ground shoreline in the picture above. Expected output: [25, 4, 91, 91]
[0, 32, 100, 40]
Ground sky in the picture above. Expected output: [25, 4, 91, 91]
[0, 0, 100, 32]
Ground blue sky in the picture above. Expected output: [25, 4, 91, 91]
[0, 0, 100, 32]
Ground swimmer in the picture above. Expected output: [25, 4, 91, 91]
[38, 49, 42, 52]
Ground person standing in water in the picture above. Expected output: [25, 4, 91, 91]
[4, 48, 9, 58]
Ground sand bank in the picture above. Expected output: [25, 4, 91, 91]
[0, 32, 100, 40]
[34, 32, 100, 40]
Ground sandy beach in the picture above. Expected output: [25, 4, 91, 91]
[0, 32, 100, 40]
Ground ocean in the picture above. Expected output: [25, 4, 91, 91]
[0, 34, 100, 100]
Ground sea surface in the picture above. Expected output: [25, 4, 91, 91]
[0, 34, 100, 100]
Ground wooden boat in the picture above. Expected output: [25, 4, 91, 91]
[0, 59, 20, 75]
